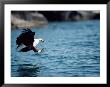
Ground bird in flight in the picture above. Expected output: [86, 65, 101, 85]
[16, 28, 44, 53]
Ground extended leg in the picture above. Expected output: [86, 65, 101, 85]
[31, 46, 39, 52]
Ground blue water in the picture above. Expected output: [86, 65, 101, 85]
[11, 20, 100, 77]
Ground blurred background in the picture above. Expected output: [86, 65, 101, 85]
[11, 11, 100, 29]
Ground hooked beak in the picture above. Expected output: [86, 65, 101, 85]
[42, 40, 44, 42]
[40, 39, 44, 42]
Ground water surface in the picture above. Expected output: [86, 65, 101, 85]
[11, 20, 100, 77]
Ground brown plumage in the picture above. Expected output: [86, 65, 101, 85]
[16, 28, 38, 52]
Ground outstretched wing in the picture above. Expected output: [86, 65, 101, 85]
[16, 28, 35, 47]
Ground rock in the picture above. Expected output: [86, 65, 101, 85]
[11, 11, 100, 29]
[63, 11, 100, 21]
[11, 11, 48, 29]
[38, 11, 100, 21]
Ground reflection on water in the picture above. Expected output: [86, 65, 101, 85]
[17, 64, 40, 77]
[11, 20, 100, 77]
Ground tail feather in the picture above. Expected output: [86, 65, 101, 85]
[19, 46, 31, 52]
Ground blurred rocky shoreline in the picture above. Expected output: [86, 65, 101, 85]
[11, 11, 100, 29]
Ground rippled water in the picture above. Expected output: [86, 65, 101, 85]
[11, 20, 100, 77]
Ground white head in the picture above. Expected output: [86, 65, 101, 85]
[38, 38, 44, 42]
[33, 38, 44, 47]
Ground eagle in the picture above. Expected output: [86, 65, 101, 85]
[16, 28, 44, 53]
